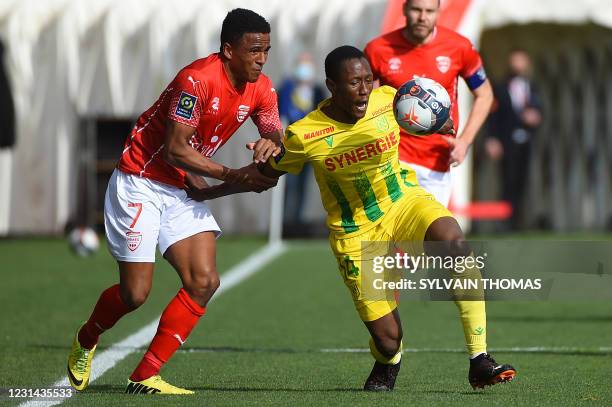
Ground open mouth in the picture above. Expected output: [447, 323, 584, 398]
[355, 101, 368, 113]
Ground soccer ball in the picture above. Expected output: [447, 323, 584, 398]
[393, 77, 451, 136]
[68, 227, 100, 257]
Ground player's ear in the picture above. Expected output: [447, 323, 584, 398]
[325, 78, 336, 96]
[222, 42, 233, 60]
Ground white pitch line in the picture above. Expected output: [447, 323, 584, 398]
[20, 242, 286, 407]
[320, 346, 612, 354]
[173, 346, 612, 355]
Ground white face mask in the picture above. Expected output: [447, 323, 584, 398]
[294, 62, 315, 82]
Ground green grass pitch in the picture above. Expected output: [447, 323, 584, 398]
[0, 236, 611, 406]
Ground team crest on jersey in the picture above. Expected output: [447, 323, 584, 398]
[388, 57, 401, 72]
[375, 116, 389, 132]
[436, 56, 451, 73]
[175, 91, 198, 120]
[126, 231, 142, 252]
[236, 104, 250, 123]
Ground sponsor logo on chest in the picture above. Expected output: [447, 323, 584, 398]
[304, 126, 335, 140]
[324, 132, 399, 172]
[205, 96, 220, 115]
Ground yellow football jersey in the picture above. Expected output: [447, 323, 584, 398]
[270, 86, 416, 237]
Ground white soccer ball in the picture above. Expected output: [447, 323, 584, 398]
[68, 227, 100, 257]
[393, 77, 451, 136]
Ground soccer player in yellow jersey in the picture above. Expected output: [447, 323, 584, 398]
[191, 46, 515, 391]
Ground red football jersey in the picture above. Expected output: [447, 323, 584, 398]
[365, 26, 484, 172]
[118, 53, 281, 188]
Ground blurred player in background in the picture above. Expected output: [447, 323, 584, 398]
[67, 8, 281, 394]
[278, 53, 326, 231]
[485, 48, 542, 230]
[364, 0, 493, 207]
[190, 46, 515, 391]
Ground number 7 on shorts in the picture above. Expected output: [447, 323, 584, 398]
[128, 203, 142, 229]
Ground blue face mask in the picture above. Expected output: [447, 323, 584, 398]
[294, 63, 315, 82]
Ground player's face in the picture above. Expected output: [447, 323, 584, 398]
[225, 32, 271, 84]
[328, 57, 373, 122]
[404, 0, 439, 41]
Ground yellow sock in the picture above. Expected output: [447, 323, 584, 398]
[369, 338, 402, 365]
[455, 299, 487, 355]
[452, 254, 487, 356]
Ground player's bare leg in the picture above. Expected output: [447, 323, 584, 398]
[127, 232, 218, 394]
[424, 217, 516, 388]
[362, 309, 403, 391]
[118, 262, 155, 308]
[68, 262, 152, 391]
[165, 231, 220, 308]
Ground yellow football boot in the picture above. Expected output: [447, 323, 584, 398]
[67, 325, 97, 391]
[125, 375, 194, 395]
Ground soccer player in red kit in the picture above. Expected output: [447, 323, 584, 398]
[67, 8, 282, 394]
[365, 1, 514, 389]
[365, 0, 493, 207]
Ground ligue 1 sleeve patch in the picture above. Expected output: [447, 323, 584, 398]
[175, 91, 198, 120]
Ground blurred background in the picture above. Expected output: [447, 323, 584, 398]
[0, 0, 611, 240]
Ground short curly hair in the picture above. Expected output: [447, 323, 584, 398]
[325, 46, 366, 82]
[220, 8, 271, 51]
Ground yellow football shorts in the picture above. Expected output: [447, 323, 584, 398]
[329, 186, 453, 322]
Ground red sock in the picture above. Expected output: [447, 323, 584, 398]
[78, 284, 133, 350]
[130, 288, 205, 382]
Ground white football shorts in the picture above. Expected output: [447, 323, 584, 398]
[401, 161, 452, 207]
[104, 169, 221, 262]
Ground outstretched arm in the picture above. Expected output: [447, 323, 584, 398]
[188, 162, 285, 201]
[164, 120, 278, 191]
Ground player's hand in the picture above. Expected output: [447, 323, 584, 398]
[246, 139, 281, 164]
[226, 162, 278, 192]
[438, 116, 456, 136]
[442, 135, 469, 167]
